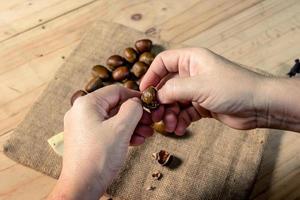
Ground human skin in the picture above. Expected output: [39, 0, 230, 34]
[48, 48, 300, 200]
[140, 48, 300, 135]
[48, 86, 153, 200]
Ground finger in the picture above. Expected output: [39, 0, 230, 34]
[163, 104, 180, 132]
[134, 125, 154, 138]
[185, 106, 202, 122]
[157, 77, 198, 104]
[151, 105, 165, 122]
[192, 102, 212, 118]
[130, 135, 145, 146]
[89, 85, 141, 116]
[175, 111, 192, 136]
[110, 97, 143, 138]
[139, 111, 153, 125]
[175, 107, 202, 135]
[140, 49, 192, 90]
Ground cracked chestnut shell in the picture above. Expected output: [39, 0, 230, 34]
[91, 65, 111, 81]
[124, 47, 138, 63]
[85, 77, 103, 93]
[141, 86, 159, 110]
[106, 55, 125, 70]
[139, 52, 155, 65]
[70, 90, 87, 106]
[135, 39, 152, 53]
[152, 171, 162, 180]
[152, 150, 173, 166]
[131, 61, 148, 78]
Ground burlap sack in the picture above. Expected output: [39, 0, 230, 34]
[3, 20, 266, 199]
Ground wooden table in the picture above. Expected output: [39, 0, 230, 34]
[0, 0, 299, 199]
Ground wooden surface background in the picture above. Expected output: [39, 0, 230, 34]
[0, 0, 299, 199]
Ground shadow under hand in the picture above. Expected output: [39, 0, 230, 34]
[162, 130, 193, 140]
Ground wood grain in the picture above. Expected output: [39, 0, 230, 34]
[0, 0, 299, 199]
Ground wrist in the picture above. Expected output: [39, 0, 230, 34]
[48, 169, 105, 200]
[254, 76, 300, 131]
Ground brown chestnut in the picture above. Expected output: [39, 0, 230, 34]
[141, 86, 159, 110]
[152, 121, 168, 134]
[124, 47, 138, 63]
[131, 61, 148, 78]
[123, 80, 139, 90]
[112, 66, 130, 81]
[135, 39, 152, 53]
[85, 77, 103, 93]
[139, 52, 154, 65]
[70, 90, 87, 106]
[91, 65, 110, 81]
[106, 55, 125, 70]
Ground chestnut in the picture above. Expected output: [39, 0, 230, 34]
[141, 86, 159, 110]
[124, 47, 138, 63]
[139, 52, 154, 65]
[106, 55, 125, 70]
[131, 61, 148, 78]
[152, 121, 168, 134]
[112, 66, 130, 81]
[135, 39, 152, 53]
[70, 90, 87, 106]
[91, 65, 111, 81]
[85, 77, 103, 93]
[123, 80, 139, 90]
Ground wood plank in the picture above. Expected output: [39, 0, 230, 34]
[157, 0, 263, 43]
[184, 0, 298, 49]
[0, 0, 97, 42]
[0, 0, 299, 199]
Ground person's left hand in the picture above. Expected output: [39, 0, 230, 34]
[49, 85, 153, 200]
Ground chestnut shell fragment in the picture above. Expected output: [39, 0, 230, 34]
[152, 150, 173, 166]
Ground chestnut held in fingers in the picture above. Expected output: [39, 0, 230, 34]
[123, 80, 139, 90]
[124, 47, 138, 63]
[70, 90, 87, 106]
[141, 86, 159, 110]
[139, 52, 155, 65]
[85, 77, 103, 93]
[135, 39, 152, 53]
[112, 66, 130, 81]
[106, 55, 125, 70]
[91, 65, 111, 81]
[152, 121, 168, 134]
[131, 61, 148, 78]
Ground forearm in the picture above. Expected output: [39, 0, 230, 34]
[256, 77, 300, 132]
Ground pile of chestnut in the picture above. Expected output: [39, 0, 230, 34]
[70, 39, 168, 134]
[70, 39, 154, 105]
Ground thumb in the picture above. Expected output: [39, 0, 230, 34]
[158, 77, 198, 104]
[110, 97, 143, 137]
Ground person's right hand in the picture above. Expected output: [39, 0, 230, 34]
[140, 48, 268, 135]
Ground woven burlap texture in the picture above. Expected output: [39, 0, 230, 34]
[3, 21, 266, 200]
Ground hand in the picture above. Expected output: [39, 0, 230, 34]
[48, 85, 153, 200]
[140, 48, 267, 135]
